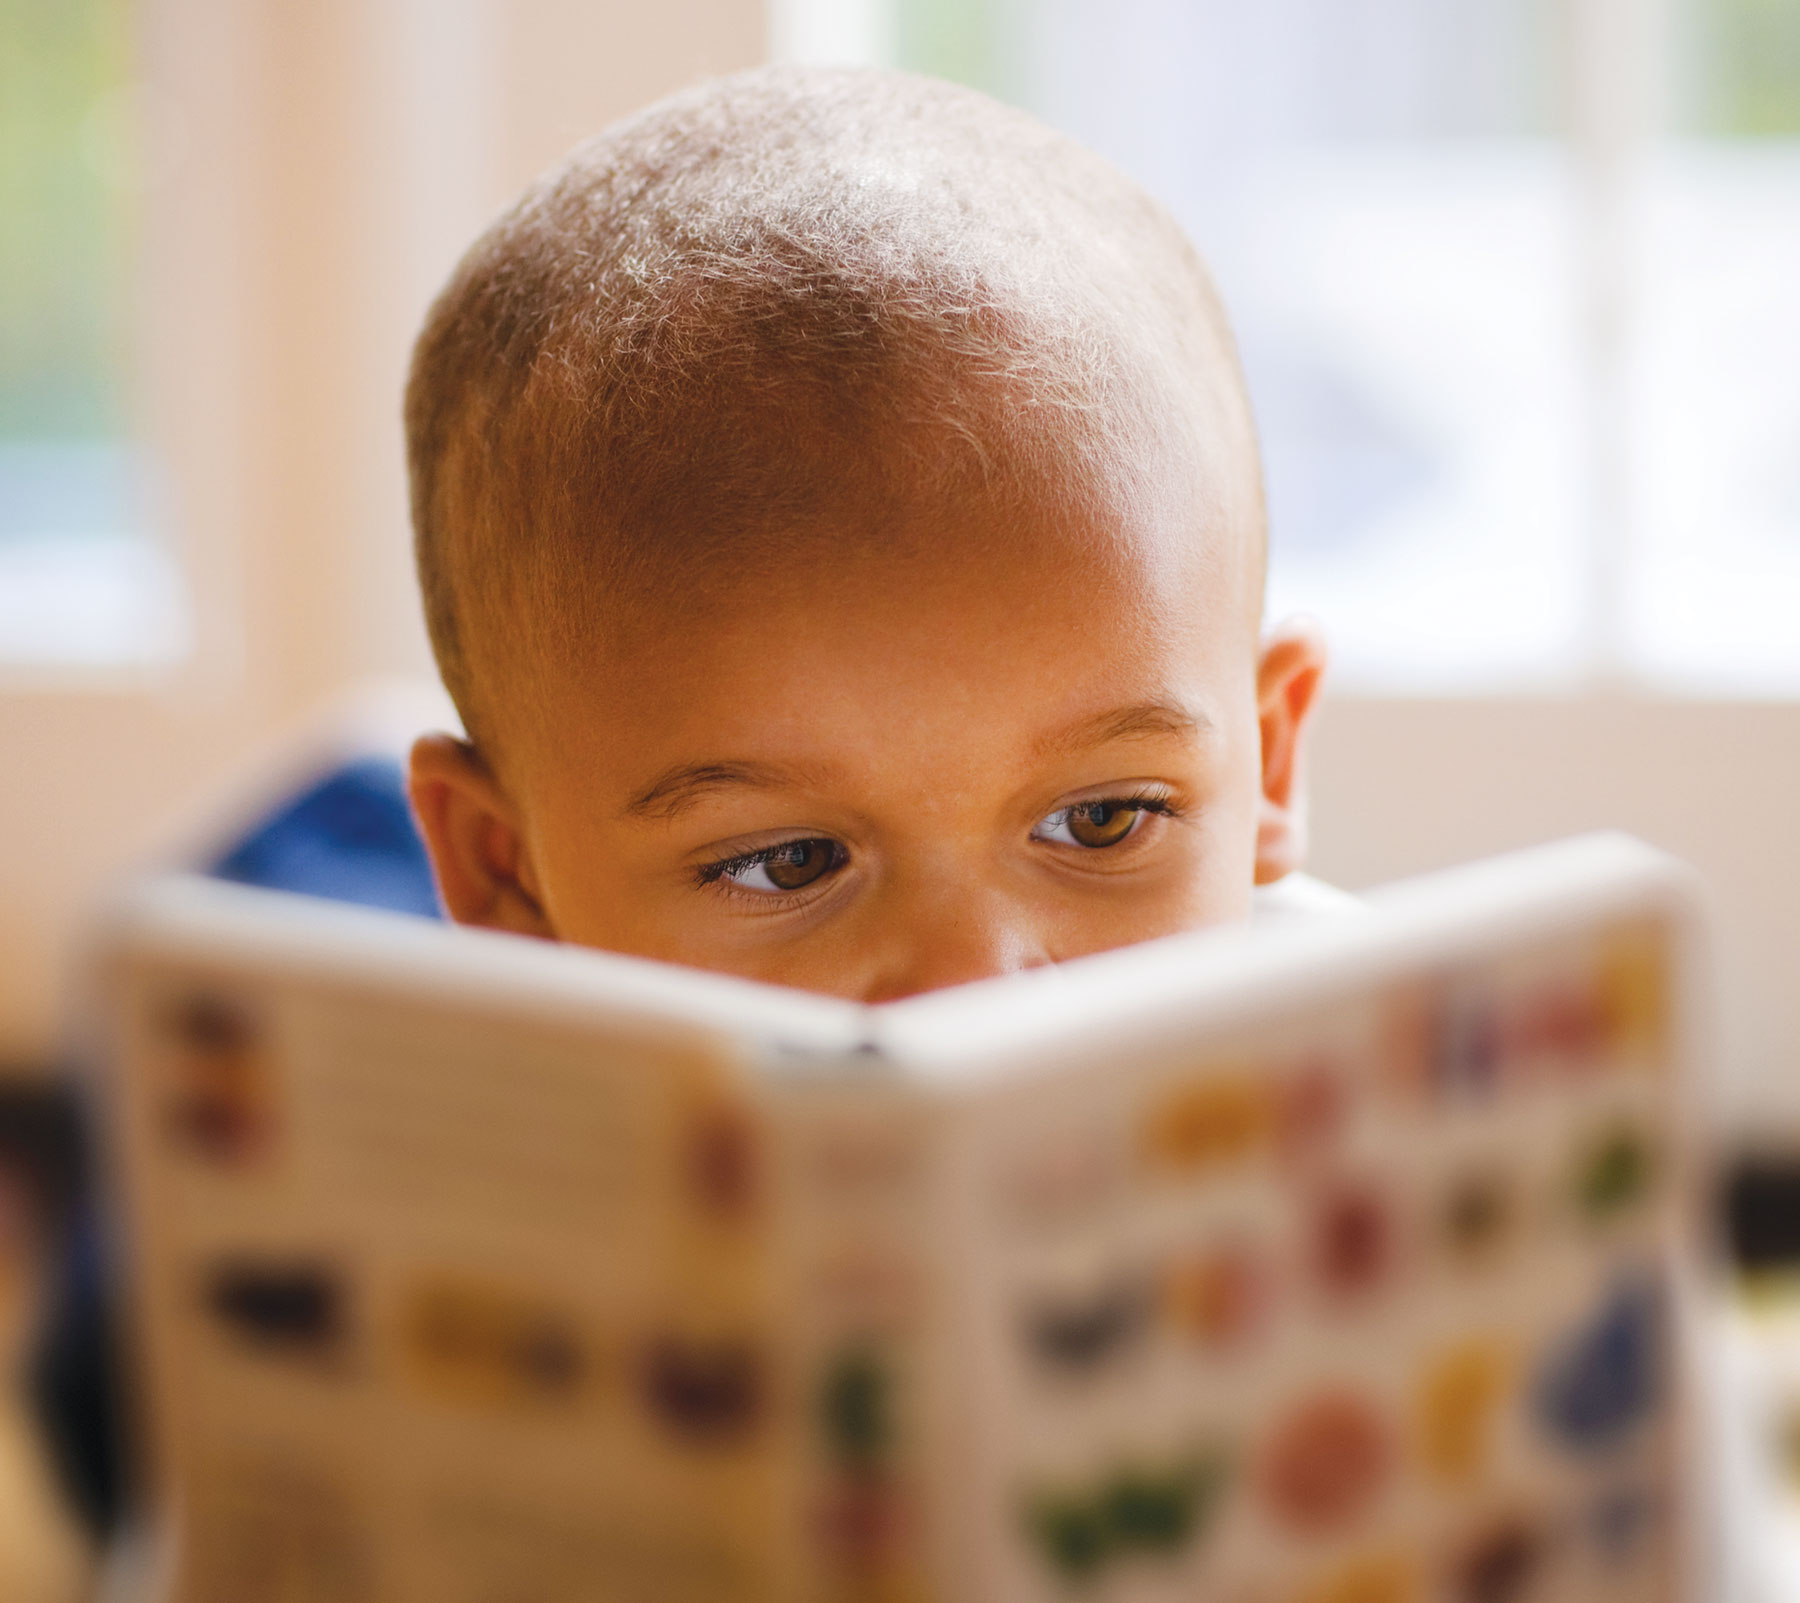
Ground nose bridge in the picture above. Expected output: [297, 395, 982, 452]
[861, 870, 1049, 1003]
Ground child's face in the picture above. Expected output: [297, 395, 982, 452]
[411, 467, 1324, 1002]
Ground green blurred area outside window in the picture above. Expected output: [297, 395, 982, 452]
[0, 0, 134, 447]
[895, 0, 1007, 104]
[895, 0, 1800, 140]
[1696, 0, 1800, 135]
[0, 0, 184, 668]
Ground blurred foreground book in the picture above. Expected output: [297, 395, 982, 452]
[88, 834, 1705, 1602]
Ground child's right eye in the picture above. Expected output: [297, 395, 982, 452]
[700, 839, 846, 897]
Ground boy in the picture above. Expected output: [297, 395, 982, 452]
[405, 65, 1331, 1000]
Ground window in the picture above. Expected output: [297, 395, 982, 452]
[1633, 0, 1800, 690]
[0, 0, 185, 669]
[773, 0, 1800, 694]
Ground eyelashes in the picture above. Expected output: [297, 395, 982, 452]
[694, 837, 847, 897]
[1033, 793, 1178, 849]
[693, 790, 1183, 904]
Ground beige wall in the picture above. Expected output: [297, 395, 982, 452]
[0, 0, 768, 1068]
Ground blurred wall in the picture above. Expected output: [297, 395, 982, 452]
[0, 0, 766, 1068]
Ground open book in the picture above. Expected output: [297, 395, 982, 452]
[93, 834, 1704, 1603]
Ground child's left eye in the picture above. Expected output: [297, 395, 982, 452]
[1033, 798, 1167, 849]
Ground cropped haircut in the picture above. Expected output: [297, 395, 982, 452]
[406, 66, 1261, 750]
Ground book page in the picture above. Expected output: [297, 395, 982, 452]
[932, 911, 1692, 1602]
[108, 923, 875, 1603]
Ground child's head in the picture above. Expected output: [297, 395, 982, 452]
[405, 66, 1324, 1001]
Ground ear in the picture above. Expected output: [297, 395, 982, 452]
[1253, 617, 1328, 886]
[408, 733, 554, 937]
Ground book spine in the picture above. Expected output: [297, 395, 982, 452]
[762, 1058, 954, 1601]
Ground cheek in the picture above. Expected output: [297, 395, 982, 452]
[1195, 798, 1259, 922]
[1189, 699, 1266, 915]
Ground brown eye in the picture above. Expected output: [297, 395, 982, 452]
[704, 838, 849, 899]
[1066, 801, 1142, 848]
[761, 839, 839, 890]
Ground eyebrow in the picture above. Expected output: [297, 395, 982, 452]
[622, 702, 1207, 821]
[1038, 700, 1210, 755]
[623, 760, 831, 821]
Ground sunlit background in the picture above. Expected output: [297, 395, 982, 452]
[1, 0, 1799, 1595]
[11, 0, 1800, 682]
[877, 0, 1800, 692]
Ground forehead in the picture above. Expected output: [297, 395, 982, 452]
[637, 362, 1255, 611]
[497, 441, 1260, 791]
[462, 304, 1268, 770]
[634, 395, 1247, 615]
